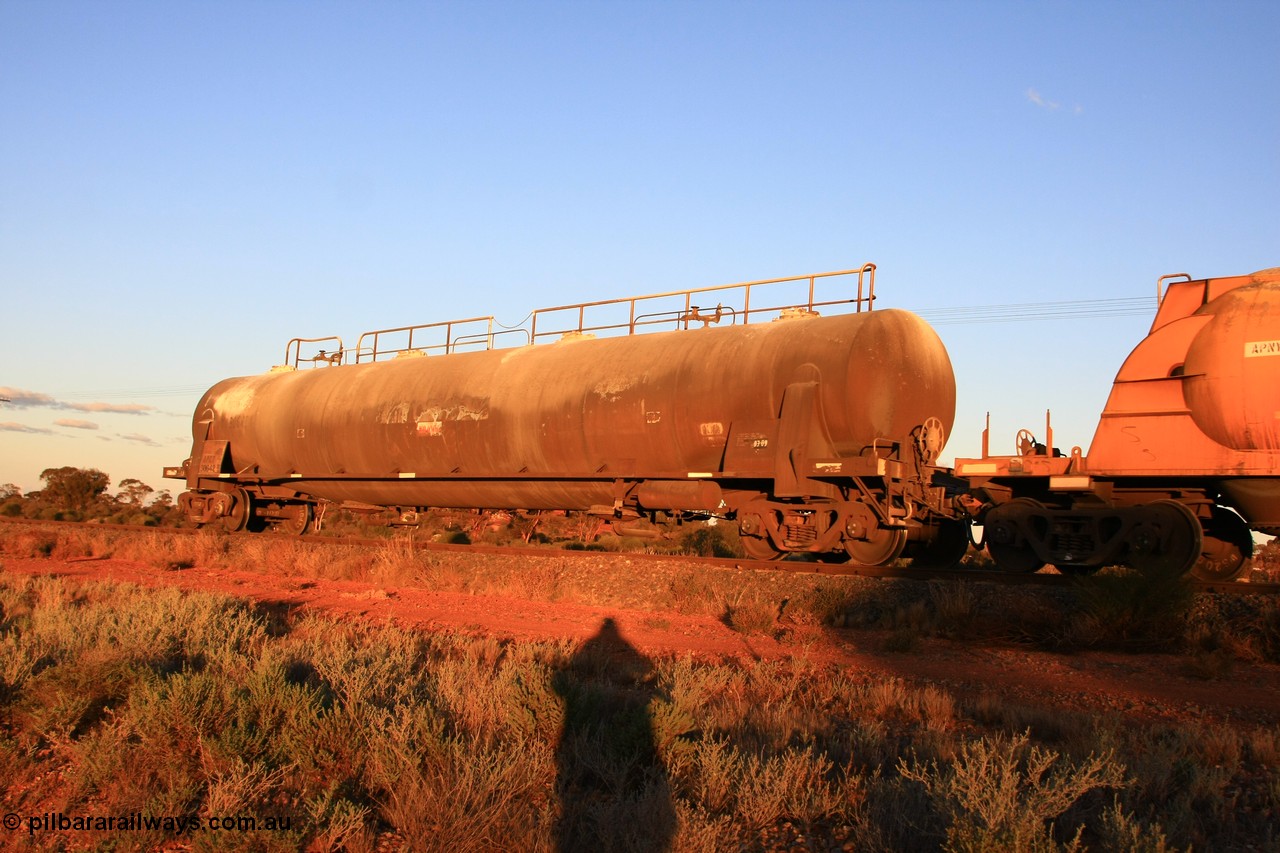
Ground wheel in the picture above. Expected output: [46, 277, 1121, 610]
[221, 489, 254, 533]
[844, 526, 908, 567]
[737, 506, 785, 560]
[281, 503, 313, 535]
[984, 498, 1046, 573]
[907, 519, 971, 569]
[1192, 506, 1253, 582]
[1126, 500, 1202, 577]
[741, 534, 784, 561]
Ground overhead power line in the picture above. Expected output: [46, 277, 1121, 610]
[35, 295, 1158, 401]
[905, 296, 1157, 326]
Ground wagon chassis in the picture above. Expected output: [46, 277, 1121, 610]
[171, 441, 963, 568]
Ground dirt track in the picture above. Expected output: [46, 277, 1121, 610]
[5, 553, 1280, 729]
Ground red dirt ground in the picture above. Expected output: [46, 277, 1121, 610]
[5, 554, 1280, 729]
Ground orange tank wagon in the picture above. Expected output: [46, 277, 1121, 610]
[956, 267, 1280, 580]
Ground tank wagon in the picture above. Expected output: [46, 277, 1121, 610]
[956, 267, 1280, 580]
[166, 263, 1280, 580]
[165, 267, 967, 566]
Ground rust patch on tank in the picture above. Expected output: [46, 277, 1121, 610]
[414, 404, 489, 438]
[379, 402, 411, 424]
[592, 378, 638, 402]
[213, 384, 258, 419]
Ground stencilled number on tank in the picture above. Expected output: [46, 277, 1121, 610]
[1244, 339, 1280, 357]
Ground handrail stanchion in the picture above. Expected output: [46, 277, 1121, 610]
[294, 266, 874, 361]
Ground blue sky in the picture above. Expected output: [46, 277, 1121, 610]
[1, 0, 1277, 496]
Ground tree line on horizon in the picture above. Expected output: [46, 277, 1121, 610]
[1, 466, 182, 527]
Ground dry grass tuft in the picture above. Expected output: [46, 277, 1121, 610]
[4, 525, 1280, 849]
[898, 731, 1124, 852]
[0, 570, 1273, 849]
[717, 589, 777, 636]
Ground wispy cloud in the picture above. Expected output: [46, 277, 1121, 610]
[0, 386, 154, 415]
[0, 421, 55, 434]
[118, 433, 160, 446]
[55, 418, 101, 430]
[0, 387, 58, 407]
[1027, 87, 1056, 109]
[67, 402, 155, 415]
[1026, 87, 1082, 115]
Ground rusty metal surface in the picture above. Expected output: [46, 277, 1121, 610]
[954, 266, 1280, 576]
[1220, 478, 1280, 536]
[190, 307, 955, 512]
[1087, 267, 1280, 476]
[958, 267, 1280, 487]
[1084, 267, 1280, 533]
[1183, 274, 1280, 452]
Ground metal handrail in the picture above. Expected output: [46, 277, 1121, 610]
[528, 264, 875, 343]
[354, 317, 495, 363]
[1156, 272, 1192, 301]
[284, 336, 345, 368]
[284, 264, 877, 365]
[450, 328, 531, 352]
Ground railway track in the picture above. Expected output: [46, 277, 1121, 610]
[4, 517, 1278, 597]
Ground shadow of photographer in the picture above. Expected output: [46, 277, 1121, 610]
[553, 617, 675, 852]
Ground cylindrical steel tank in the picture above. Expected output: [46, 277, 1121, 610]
[192, 308, 955, 510]
[1182, 267, 1280, 533]
[1183, 267, 1280, 451]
